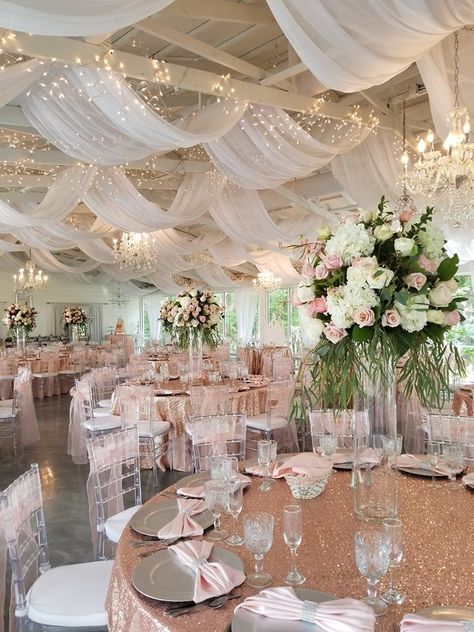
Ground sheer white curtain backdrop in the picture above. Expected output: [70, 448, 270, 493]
[234, 290, 259, 345]
[0, 0, 174, 36]
[144, 293, 163, 341]
[266, 0, 474, 92]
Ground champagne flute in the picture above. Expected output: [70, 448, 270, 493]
[427, 440, 442, 488]
[382, 518, 404, 605]
[282, 505, 306, 585]
[258, 440, 277, 492]
[225, 482, 244, 546]
[354, 527, 390, 616]
[243, 512, 274, 588]
[204, 480, 229, 541]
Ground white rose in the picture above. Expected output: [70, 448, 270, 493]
[361, 210, 377, 224]
[394, 237, 416, 257]
[367, 268, 394, 290]
[346, 266, 367, 287]
[296, 282, 315, 304]
[179, 296, 191, 308]
[373, 224, 393, 242]
[427, 309, 445, 325]
[429, 279, 458, 307]
[298, 308, 325, 346]
[395, 295, 429, 333]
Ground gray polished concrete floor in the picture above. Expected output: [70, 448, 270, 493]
[0, 394, 185, 567]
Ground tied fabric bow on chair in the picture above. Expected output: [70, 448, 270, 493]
[170, 540, 245, 603]
[157, 498, 206, 538]
[401, 614, 474, 631]
[234, 587, 375, 631]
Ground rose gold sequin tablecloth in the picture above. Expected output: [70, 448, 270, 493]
[106, 471, 474, 632]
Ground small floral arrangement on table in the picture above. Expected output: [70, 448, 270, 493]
[293, 198, 465, 410]
[3, 303, 38, 333]
[160, 289, 223, 349]
[63, 306, 87, 327]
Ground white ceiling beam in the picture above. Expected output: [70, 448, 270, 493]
[136, 19, 267, 80]
[260, 62, 306, 86]
[1, 32, 355, 115]
[159, 0, 275, 25]
[274, 185, 338, 223]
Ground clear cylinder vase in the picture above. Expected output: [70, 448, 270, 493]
[352, 364, 399, 522]
[188, 327, 203, 383]
[71, 324, 81, 343]
[15, 325, 26, 353]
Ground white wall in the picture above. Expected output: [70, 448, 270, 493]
[0, 270, 141, 339]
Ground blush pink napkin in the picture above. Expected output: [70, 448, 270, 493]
[396, 454, 453, 476]
[157, 498, 206, 538]
[234, 587, 375, 631]
[170, 540, 245, 603]
[246, 453, 332, 478]
[401, 614, 465, 630]
[331, 448, 380, 466]
[176, 475, 251, 498]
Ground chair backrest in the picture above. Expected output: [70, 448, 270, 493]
[186, 414, 247, 472]
[272, 357, 293, 381]
[267, 379, 293, 417]
[126, 361, 153, 380]
[119, 385, 154, 433]
[92, 366, 117, 401]
[75, 375, 98, 424]
[0, 464, 50, 627]
[87, 427, 141, 533]
[189, 385, 230, 418]
[130, 353, 147, 364]
[39, 353, 59, 374]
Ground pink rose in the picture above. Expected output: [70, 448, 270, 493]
[405, 272, 427, 291]
[382, 309, 401, 328]
[308, 296, 328, 316]
[444, 310, 461, 326]
[314, 264, 329, 280]
[324, 323, 348, 344]
[199, 315, 206, 323]
[353, 307, 375, 328]
[399, 208, 415, 223]
[418, 255, 436, 274]
[302, 262, 316, 279]
[322, 254, 343, 270]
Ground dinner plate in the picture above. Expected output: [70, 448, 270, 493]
[129, 499, 214, 536]
[133, 546, 244, 602]
[155, 389, 183, 396]
[416, 605, 474, 621]
[398, 466, 446, 478]
[231, 588, 336, 632]
[176, 471, 251, 497]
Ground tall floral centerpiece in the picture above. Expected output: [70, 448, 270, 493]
[63, 306, 88, 343]
[3, 303, 38, 352]
[160, 289, 223, 374]
[295, 199, 464, 520]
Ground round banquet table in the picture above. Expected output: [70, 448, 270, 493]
[105, 469, 474, 632]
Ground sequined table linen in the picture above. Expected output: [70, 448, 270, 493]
[106, 471, 474, 631]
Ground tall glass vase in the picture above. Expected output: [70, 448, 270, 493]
[353, 364, 399, 522]
[15, 325, 26, 354]
[71, 324, 82, 343]
[188, 326, 203, 383]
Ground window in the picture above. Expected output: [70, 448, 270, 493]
[445, 275, 474, 368]
[267, 288, 300, 342]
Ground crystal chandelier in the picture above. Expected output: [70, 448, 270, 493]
[393, 99, 417, 217]
[13, 259, 48, 294]
[108, 282, 129, 307]
[112, 232, 157, 272]
[252, 270, 281, 292]
[407, 30, 474, 226]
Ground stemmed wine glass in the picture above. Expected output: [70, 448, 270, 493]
[282, 505, 305, 585]
[225, 481, 244, 546]
[258, 440, 277, 492]
[204, 480, 229, 541]
[354, 527, 390, 616]
[426, 440, 442, 488]
[243, 512, 274, 588]
[382, 517, 404, 605]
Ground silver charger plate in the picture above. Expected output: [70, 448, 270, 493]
[155, 389, 183, 396]
[416, 605, 474, 621]
[398, 466, 446, 478]
[231, 588, 336, 632]
[176, 472, 251, 498]
[129, 499, 214, 536]
[132, 546, 244, 602]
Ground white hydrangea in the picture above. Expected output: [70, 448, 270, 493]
[394, 294, 429, 333]
[417, 224, 445, 259]
[325, 223, 376, 265]
[327, 284, 379, 329]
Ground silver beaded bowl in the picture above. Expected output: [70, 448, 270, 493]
[284, 470, 332, 500]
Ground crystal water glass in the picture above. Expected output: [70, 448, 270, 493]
[427, 440, 442, 488]
[204, 480, 229, 541]
[225, 481, 244, 546]
[243, 512, 274, 588]
[258, 440, 277, 491]
[354, 527, 390, 616]
[210, 456, 232, 482]
[282, 505, 305, 585]
[312, 432, 338, 458]
[443, 441, 464, 488]
[382, 518, 404, 605]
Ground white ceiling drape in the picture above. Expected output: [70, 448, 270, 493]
[0, 59, 47, 109]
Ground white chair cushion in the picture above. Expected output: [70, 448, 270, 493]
[246, 413, 287, 431]
[83, 415, 122, 432]
[98, 398, 112, 408]
[0, 399, 13, 407]
[105, 505, 141, 543]
[0, 375, 15, 381]
[92, 408, 112, 418]
[27, 560, 113, 627]
[135, 420, 170, 438]
[0, 408, 14, 419]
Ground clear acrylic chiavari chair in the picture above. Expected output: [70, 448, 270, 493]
[186, 413, 247, 473]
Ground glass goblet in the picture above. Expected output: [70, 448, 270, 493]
[243, 511, 274, 588]
[443, 441, 464, 489]
[204, 480, 229, 541]
[210, 456, 232, 482]
[382, 517, 404, 605]
[225, 482, 244, 546]
[258, 440, 277, 492]
[354, 527, 390, 616]
[426, 440, 442, 488]
[282, 505, 305, 585]
[312, 432, 338, 458]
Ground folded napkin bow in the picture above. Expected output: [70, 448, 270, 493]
[234, 587, 375, 631]
[401, 613, 471, 631]
[396, 454, 452, 476]
[157, 498, 206, 539]
[331, 448, 380, 466]
[246, 453, 332, 478]
[170, 540, 245, 603]
[176, 474, 251, 499]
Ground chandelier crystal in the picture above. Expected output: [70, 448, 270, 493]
[108, 282, 129, 307]
[407, 31, 474, 226]
[13, 259, 48, 294]
[252, 270, 281, 292]
[112, 232, 157, 272]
